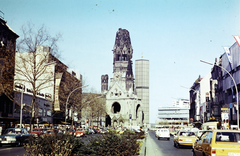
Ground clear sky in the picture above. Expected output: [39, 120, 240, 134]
[1, 0, 240, 123]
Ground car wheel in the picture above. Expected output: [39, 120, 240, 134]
[0, 144, 2, 147]
[167, 138, 170, 141]
[158, 137, 160, 140]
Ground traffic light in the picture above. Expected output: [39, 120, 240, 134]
[86, 119, 89, 123]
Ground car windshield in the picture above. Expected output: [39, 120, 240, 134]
[32, 129, 41, 132]
[216, 132, 240, 142]
[161, 129, 168, 132]
[180, 132, 195, 136]
[47, 131, 53, 134]
[4, 128, 22, 134]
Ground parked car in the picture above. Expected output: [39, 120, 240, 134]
[74, 128, 86, 137]
[95, 129, 101, 133]
[92, 129, 98, 134]
[0, 128, 31, 147]
[170, 130, 178, 136]
[192, 130, 240, 156]
[42, 130, 55, 137]
[29, 128, 43, 138]
[115, 128, 124, 134]
[66, 129, 75, 136]
[88, 128, 95, 134]
[173, 130, 198, 148]
[156, 128, 170, 140]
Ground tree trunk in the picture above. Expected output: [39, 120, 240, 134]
[30, 95, 35, 131]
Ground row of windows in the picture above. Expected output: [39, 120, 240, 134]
[38, 109, 51, 117]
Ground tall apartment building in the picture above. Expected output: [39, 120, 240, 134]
[135, 59, 149, 126]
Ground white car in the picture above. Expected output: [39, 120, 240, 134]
[156, 128, 170, 140]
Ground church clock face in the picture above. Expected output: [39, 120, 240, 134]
[114, 72, 121, 80]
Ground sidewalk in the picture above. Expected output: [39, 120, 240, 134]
[140, 132, 162, 156]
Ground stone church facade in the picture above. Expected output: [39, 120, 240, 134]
[102, 28, 148, 128]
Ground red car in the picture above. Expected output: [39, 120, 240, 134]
[74, 128, 86, 137]
[29, 128, 43, 137]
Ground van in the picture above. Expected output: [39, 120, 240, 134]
[156, 128, 170, 140]
[201, 121, 218, 130]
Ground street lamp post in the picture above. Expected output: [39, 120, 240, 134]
[65, 85, 88, 130]
[20, 90, 23, 128]
[200, 60, 239, 130]
[14, 83, 25, 128]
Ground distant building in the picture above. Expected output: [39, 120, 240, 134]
[172, 99, 190, 108]
[156, 99, 190, 128]
[156, 107, 189, 128]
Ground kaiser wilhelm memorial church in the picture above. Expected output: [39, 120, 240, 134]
[101, 28, 149, 128]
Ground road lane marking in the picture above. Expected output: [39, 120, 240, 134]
[0, 148, 14, 151]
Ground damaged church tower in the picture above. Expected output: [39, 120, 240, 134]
[105, 28, 144, 128]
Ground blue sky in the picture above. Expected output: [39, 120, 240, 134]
[1, 0, 240, 123]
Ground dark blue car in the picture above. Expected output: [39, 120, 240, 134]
[0, 128, 32, 146]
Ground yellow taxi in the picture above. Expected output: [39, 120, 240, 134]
[192, 130, 240, 156]
[173, 130, 198, 148]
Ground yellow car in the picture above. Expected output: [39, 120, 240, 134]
[173, 130, 198, 148]
[192, 130, 240, 156]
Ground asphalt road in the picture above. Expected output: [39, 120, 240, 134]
[149, 130, 193, 156]
[0, 145, 26, 156]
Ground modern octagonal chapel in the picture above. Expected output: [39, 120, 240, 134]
[101, 28, 149, 128]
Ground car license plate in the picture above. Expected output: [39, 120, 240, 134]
[186, 139, 192, 141]
[229, 153, 240, 156]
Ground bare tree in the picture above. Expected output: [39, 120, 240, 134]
[14, 22, 61, 130]
[81, 93, 106, 127]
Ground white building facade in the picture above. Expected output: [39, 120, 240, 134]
[14, 46, 55, 124]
